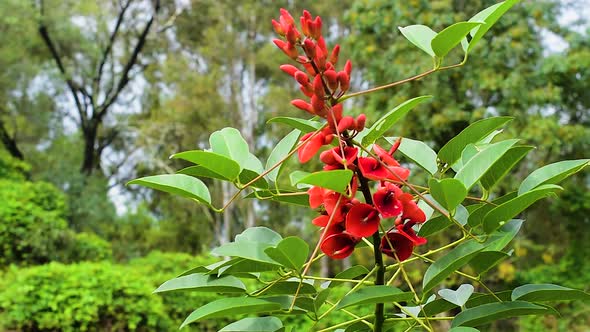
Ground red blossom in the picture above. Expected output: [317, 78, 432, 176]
[381, 231, 414, 261]
[358, 157, 391, 180]
[321, 232, 357, 259]
[396, 224, 427, 246]
[373, 183, 404, 218]
[345, 203, 381, 238]
[399, 193, 427, 224]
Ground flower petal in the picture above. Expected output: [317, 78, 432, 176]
[380, 232, 414, 261]
[321, 233, 357, 259]
[345, 203, 381, 238]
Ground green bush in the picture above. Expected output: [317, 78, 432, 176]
[0, 252, 240, 331]
[0, 261, 171, 332]
[0, 149, 30, 180]
[0, 178, 112, 266]
[0, 179, 70, 266]
[61, 232, 113, 263]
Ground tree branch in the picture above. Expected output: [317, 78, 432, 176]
[0, 116, 24, 160]
[37, 3, 87, 127]
[99, 0, 161, 119]
[94, 0, 133, 92]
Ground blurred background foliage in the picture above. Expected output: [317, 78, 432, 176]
[0, 0, 588, 330]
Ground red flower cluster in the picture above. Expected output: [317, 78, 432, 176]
[273, 9, 428, 261]
[272, 9, 364, 163]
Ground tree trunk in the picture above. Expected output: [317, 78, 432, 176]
[81, 122, 99, 175]
[0, 119, 24, 160]
[220, 181, 234, 245]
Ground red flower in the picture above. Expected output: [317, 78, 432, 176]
[358, 157, 390, 180]
[345, 203, 381, 238]
[298, 132, 325, 163]
[399, 193, 427, 224]
[308, 186, 326, 209]
[396, 224, 427, 246]
[380, 232, 414, 261]
[321, 232, 357, 259]
[373, 183, 404, 218]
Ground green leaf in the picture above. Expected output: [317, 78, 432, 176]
[295, 170, 353, 194]
[438, 117, 513, 166]
[480, 146, 534, 191]
[219, 317, 283, 332]
[451, 301, 556, 328]
[180, 298, 281, 329]
[218, 259, 280, 276]
[336, 286, 413, 309]
[236, 227, 283, 245]
[438, 284, 475, 307]
[454, 139, 519, 190]
[468, 0, 520, 52]
[449, 328, 480, 332]
[289, 170, 311, 189]
[267, 117, 322, 133]
[265, 237, 309, 273]
[398, 25, 437, 57]
[245, 190, 309, 206]
[209, 127, 250, 169]
[429, 178, 467, 211]
[154, 273, 245, 294]
[127, 174, 211, 204]
[518, 159, 589, 195]
[467, 192, 517, 227]
[469, 251, 510, 275]
[266, 130, 301, 183]
[178, 165, 227, 182]
[243, 153, 264, 174]
[481, 219, 523, 251]
[511, 284, 590, 302]
[418, 204, 471, 238]
[212, 228, 283, 264]
[465, 291, 512, 308]
[432, 22, 483, 58]
[387, 137, 438, 175]
[329, 266, 370, 288]
[171, 150, 241, 181]
[239, 169, 269, 189]
[422, 298, 458, 316]
[483, 184, 562, 233]
[423, 241, 485, 293]
[262, 280, 317, 296]
[362, 96, 433, 145]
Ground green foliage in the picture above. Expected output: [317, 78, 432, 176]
[0, 262, 171, 332]
[0, 178, 69, 266]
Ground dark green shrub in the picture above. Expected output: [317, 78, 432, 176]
[0, 261, 171, 332]
[0, 179, 70, 266]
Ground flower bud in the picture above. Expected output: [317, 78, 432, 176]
[286, 25, 301, 44]
[320, 149, 337, 165]
[324, 70, 338, 91]
[272, 19, 285, 35]
[280, 8, 295, 26]
[317, 37, 328, 55]
[291, 99, 313, 114]
[300, 86, 314, 97]
[294, 71, 309, 86]
[332, 104, 343, 122]
[323, 133, 334, 145]
[389, 137, 402, 155]
[279, 64, 299, 77]
[311, 95, 325, 115]
[329, 45, 340, 65]
[355, 114, 366, 131]
[300, 17, 311, 36]
[337, 71, 350, 92]
[313, 74, 325, 98]
[302, 62, 316, 76]
[303, 39, 316, 59]
[311, 16, 322, 40]
[337, 116, 355, 133]
[344, 60, 352, 76]
[283, 42, 298, 59]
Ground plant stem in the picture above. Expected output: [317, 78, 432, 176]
[356, 168, 386, 332]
